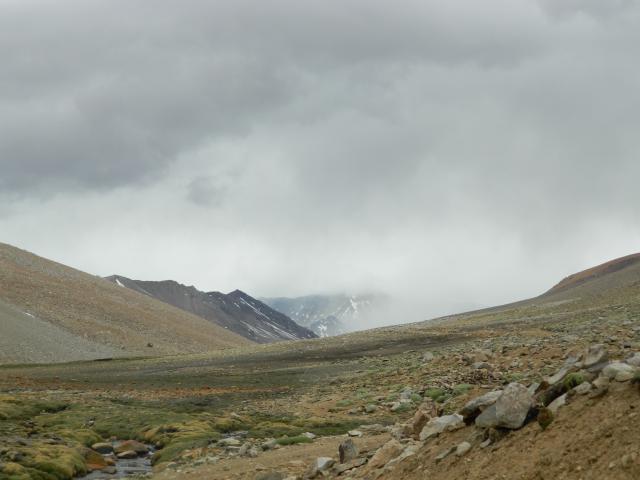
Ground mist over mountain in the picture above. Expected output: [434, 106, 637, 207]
[262, 294, 387, 336]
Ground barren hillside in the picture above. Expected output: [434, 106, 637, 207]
[0, 243, 252, 363]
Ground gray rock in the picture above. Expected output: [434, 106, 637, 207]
[475, 383, 532, 429]
[301, 432, 316, 440]
[358, 424, 388, 434]
[573, 382, 592, 395]
[261, 439, 278, 450]
[602, 362, 638, 382]
[219, 437, 242, 447]
[527, 382, 541, 395]
[473, 362, 493, 370]
[314, 457, 335, 472]
[626, 353, 640, 367]
[434, 446, 455, 463]
[589, 376, 610, 398]
[348, 430, 363, 437]
[419, 414, 464, 441]
[239, 442, 250, 456]
[247, 447, 259, 458]
[365, 404, 377, 414]
[339, 439, 359, 463]
[545, 366, 572, 385]
[456, 441, 472, 456]
[548, 393, 567, 414]
[399, 388, 413, 401]
[459, 390, 502, 421]
[584, 344, 609, 372]
[479, 438, 492, 448]
[333, 457, 367, 474]
[422, 352, 435, 363]
[367, 439, 403, 468]
[387, 444, 421, 466]
[408, 409, 430, 438]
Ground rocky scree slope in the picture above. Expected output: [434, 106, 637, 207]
[0, 243, 251, 363]
[269, 343, 640, 480]
[106, 276, 317, 343]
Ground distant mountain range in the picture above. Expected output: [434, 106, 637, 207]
[262, 294, 383, 337]
[106, 276, 317, 344]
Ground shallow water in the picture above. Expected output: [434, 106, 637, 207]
[79, 446, 154, 479]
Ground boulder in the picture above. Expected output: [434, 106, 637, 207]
[114, 440, 148, 455]
[583, 344, 609, 372]
[602, 362, 638, 382]
[626, 353, 640, 367]
[589, 375, 610, 398]
[365, 404, 377, 414]
[333, 457, 367, 474]
[547, 393, 567, 414]
[409, 409, 430, 438]
[455, 441, 471, 456]
[422, 352, 435, 363]
[84, 449, 109, 471]
[91, 442, 113, 454]
[314, 457, 335, 472]
[459, 390, 502, 422]
[116, 450, 138, 459]
[367, 439, 403, 469]
[261, 439, 278, 451]
[572, 382, 592, 395]
[386, 444, 421, 467]
[545, 366, 572, 385]
[339, 439, 359, 463]
[475, 383, 532, 429]
[419, 414, 464, 441]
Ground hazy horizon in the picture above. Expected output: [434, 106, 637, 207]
[2, 0, 640, 327]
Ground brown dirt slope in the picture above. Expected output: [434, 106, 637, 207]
[0, 243, 252, 363]
[546, 253, 640, 296]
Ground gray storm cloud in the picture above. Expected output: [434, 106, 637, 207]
[1, 0, 640, 326]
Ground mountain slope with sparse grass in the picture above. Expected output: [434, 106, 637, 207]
[0, 243, 251, 364]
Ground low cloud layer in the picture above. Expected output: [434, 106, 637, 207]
[2, 0, 640, 326]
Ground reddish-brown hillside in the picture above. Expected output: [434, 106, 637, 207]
[545, 253, 640, 296]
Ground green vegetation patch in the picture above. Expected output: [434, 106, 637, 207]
[563, 373, 584, 390]
[452, 384, 472, 396]
[275, 435, 313, 446]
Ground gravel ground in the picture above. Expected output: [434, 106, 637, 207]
[0, 299, 120, 364]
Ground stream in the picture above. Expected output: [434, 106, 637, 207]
[79, 444, 154, 479]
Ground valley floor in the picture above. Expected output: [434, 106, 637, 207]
[2, 294, 640, 480]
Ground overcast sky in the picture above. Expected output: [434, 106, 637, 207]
[2, 0, 640, 326]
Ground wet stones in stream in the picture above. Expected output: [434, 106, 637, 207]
[81, 440, 154, 479]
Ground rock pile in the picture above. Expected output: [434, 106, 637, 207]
[299, 343, 640, 479]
